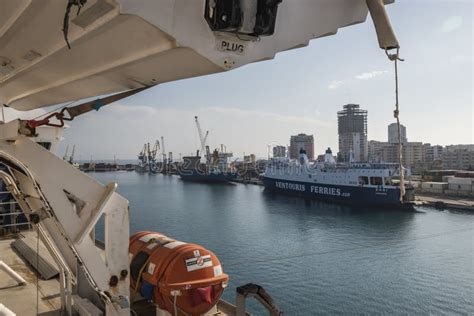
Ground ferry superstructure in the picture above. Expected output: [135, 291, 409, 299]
[263, 149, 415, 206]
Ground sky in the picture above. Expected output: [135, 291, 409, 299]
[6, 0, 473, 161]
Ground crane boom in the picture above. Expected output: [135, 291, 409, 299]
[161, 136, 166, 162]
[195, 116, 208, 156]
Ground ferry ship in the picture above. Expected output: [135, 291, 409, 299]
[263, 148, 415, 206]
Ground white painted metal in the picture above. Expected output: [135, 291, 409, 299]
[0, 303, 16, 316]
[0, 121, 130, 315]
[0, 260, 27, 286]
[0, 0, 394, 111]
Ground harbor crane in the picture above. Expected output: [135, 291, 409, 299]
[62, 145, 69, 161]
[0, 0, 401, 314]
[144, 140, 160, 173]
[69, 145, 76, 165]
[195, 116, 211, 163]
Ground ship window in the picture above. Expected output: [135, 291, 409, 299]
[370, 177, 383, 185]
[385, 178, 391, 186]
[359, 176, 369, 185]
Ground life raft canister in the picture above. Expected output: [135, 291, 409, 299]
[129, 231, 229, 315]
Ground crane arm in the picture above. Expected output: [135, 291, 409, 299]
[195, 116, 207, 155]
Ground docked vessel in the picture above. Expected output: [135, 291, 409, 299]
[263, 148, 415, 206]
[179, 117, 236, 183]
[180, 150, 236, 184]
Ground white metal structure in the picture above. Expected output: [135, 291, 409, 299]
[194, 116, 209, 158]
[0, 0, 399, 314]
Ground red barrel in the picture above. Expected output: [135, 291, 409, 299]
[129, 231, 229, 315]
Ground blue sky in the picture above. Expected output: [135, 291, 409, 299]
[11, 0, 471, 160]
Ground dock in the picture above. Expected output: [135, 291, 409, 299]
[415, 194, 474, 211]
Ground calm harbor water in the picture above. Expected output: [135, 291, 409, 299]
[93, 172, 473, 315]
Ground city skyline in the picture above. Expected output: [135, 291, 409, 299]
[3, 0, 472, 160]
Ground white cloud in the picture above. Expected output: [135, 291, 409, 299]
[355, 70, 388, 80]
[442, 16, 463, 33]
[328, 80, 344, 90]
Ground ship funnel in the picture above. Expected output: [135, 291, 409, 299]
[324, 148, 336, 165]
[299, 148, 309, 166]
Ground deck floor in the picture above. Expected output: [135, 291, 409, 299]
[0, 231, 61, 316]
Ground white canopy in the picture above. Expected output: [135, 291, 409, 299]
[0, 0, 393, 111]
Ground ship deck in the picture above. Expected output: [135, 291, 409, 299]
[0, 231, 244, 316]
[0, 231, 61, 315]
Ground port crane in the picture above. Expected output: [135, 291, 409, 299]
[137, 143, 148, 171]
[0, 0, 400, 315]
[195, 116, 211, 164]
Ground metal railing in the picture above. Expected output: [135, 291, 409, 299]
[0, 198, 31, 234]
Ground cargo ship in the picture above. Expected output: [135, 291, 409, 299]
[180, 150, 236, 183]
[263, 148, 415, 206]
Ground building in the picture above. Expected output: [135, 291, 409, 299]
[244, 154, 256, 163]
[289, 134, 314, 160]
[423, 143, 443, 162]
[442, 147, 474, 170]
[272, 145, 286, 158]
[445, 144, 474, 151]
[337, 104, 368, 162]
[368, 140, 423, 168]
[388, 122, 407, 144]
[403, 142, 424, 167]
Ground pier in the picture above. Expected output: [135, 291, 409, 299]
[415, 194, 474, 211]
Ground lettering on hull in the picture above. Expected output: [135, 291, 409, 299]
[274, 181, 351, 197]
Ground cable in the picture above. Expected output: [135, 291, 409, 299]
[173, 294, 178, 316]
[36, 227, 39, 315]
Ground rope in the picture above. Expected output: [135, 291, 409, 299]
[173, 294, 178, 316]
[386, 48, 405, 203]
[36, 227, 40, 315]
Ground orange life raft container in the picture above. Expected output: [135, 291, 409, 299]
[129, 231, 229, 315]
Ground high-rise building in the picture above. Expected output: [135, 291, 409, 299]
[289, 134, 314, 160]
[337, 104, 368, 162]
[367, 140, 423, 167]
[442, 146, 474, 170]
[272, 145, 287, 158]
[388, 122, 407, 144]
[423, 143, 444, 162]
